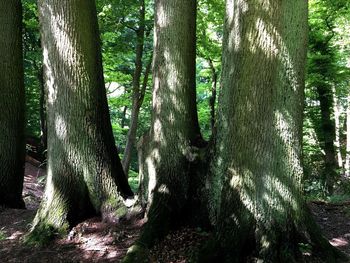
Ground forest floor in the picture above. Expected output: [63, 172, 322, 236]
[1, 162, 350, 262]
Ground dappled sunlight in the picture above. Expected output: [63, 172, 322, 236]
[226, 0, 248, 52]
[215, 1, 310, 255]
[157, 184, 170, 194]
[43, 47, 57, 105]
[155, 2, 169, 29]
[54, 115, 67, 140]
[330, 237, 349, 247]
[248, 17, 279, 57]
[7, 231, 24, 240]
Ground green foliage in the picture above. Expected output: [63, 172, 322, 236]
[23, 0, 42, 137]
[128, 170, 139, 193]
[0, 228, 6, 241]
[327, 194, 350, 204]
[97, 0, 153, 171]
[298, 243, 313, 255]
[304, 0, 350, 196]
[196, 0, 224, 140]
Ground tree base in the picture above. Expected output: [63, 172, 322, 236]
[194, 224, 348, 263]
[24, 222, 69, 247]
[121, 244, 150, 263]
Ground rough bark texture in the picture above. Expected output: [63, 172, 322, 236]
[201, 0, 345, 262]
[123, 1, 208, 261]
[0, 0, 26, 209]
[28, 0, 132, 243]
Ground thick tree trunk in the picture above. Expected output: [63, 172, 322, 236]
[123, 1, 208, 261]
[0, 0, 26, 209]
[27, 0, 132, 244]
[122, 0, 147, 176]
[200, 1, 345, 262]
[316, 84, 338, 194]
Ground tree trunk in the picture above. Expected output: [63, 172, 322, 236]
[316, 84, 338, 194]
[208, 58, 217, 134]
[38, 66, 47, 150]
[345, 91, 350, 177]
[332, 85, 343, 171]
[123, 1, 208, 261]
[0, 0, 26, 209]
[122, 0, 146, 176]
[27, 0, 133, 244]
[201, 0, 345, 262]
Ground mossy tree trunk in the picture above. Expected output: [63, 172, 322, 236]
[124, 1, 209, 260]
[202, 0, 345, 262]
[28, 0, 133, 243]
[0, 0, 26, 209]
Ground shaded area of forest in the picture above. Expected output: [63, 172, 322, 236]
[1, 163, 350, 262]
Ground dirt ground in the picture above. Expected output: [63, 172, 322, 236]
[1, 163, 350, 262]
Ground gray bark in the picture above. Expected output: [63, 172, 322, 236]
[0, 0, 25, 209]
[123, 1, 207, 261]
[203, 0, 344, 262]
[29, 0, 132, 242]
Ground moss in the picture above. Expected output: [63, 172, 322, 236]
[0, 230, 6, 241]
[24, 223, 68, 247]
[104, 196, 120, 208]
[115, 206, 128, 218]
[121, 244, 150, 263]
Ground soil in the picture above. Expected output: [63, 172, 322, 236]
[1, 162, 350, 262]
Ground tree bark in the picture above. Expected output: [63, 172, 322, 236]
[123, 1, 208, 261]
[200, 0, 345, 262]
[27, 0, 133, 244]
[0, 0, 26, 209]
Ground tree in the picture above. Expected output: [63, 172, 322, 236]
[197, 0, 224, 138]
[122, 0, 152, 176]
[0, 0, 26, 209]
[23, 0, 43, 139]
[97, 0, 153, 175]
[306, 0, 350, 193]
[27, 0, 133, 243]
[123, 0, 208, 261]
[200, 0, 345, 262]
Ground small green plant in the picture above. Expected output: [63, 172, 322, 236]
[0, 228, 7, 241]
[327, 194, 350, 204]
[304, 180, 327, 201]
[298, 242, 312, 255]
